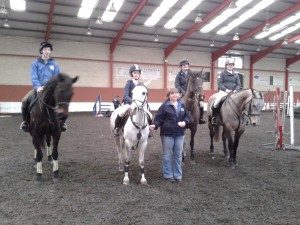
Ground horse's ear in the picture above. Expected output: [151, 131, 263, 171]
[57, 73, 65, 82]
[72, 76, 79, 83]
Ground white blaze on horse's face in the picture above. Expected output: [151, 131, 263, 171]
[248, 91, 264, 126]
[131, 85, 148, 109]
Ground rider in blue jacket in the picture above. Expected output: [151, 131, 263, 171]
[20, 41, 67, 132]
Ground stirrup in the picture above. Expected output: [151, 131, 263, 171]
[20, 121, 29, 132]
[199, 119, 207, 125]
[114, 128, 120, 136]
[61, 123, 68, 132]
[211, 117, 217, 126]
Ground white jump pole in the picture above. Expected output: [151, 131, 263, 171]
[284, 86, 300, 151]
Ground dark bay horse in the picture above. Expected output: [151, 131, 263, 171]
[29, 73, 78, 183]
[182, 70, 204, 163]
[207, 89, 264, 169]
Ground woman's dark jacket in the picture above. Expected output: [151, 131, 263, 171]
[152, 100, 190, 137]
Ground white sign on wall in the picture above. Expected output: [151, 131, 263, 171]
[254, 75, 269, 86]
[168, 69, 178, 81]
[115, 66, 161, 81]
[289, 76, 300, 87]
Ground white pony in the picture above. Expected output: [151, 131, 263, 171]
[110, 84, 152, 185]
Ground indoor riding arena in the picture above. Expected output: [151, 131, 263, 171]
[1, 0, 300, 225]
[0, 111, 299, 225]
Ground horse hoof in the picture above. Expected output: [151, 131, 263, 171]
[141, 179, 148, 185]
[53, 178, 60, 183]
[35, 174, 43, 185]
[123, 180, 129, 185]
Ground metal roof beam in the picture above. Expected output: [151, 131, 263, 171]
[45, 0, 56, 41]
[212, 2, 300, 62]
[110, 0, 147, 53]
[287, 55, 300, 67]
[164, 0, 231, 58]
[251, 34, 300, 64]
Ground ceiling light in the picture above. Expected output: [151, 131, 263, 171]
[256, 45, 261, 51]
[263, 23, 269, 32]
[171, 27, 178, 33]
[210, 41, 215, 47]
[228, 0, 237, 9]
[86, 27, 92, 35]
[77, 0, 98, 19]
[296, 50, 300, 55]
[163, 0, 203, 29]
[154, 34, 159, 42]
[109, 2, 116, 12]
[145, 0, 179, 27]
[194, 13, 202, 23]
[3, 18, 10, 28]
[233, 33, 239, 40]
[282, 38, 288, 45]
[101, 0, 124, 22]
[96, 17, 103, 24]
[0, 4, 8, 14]
[10, 0, 26, 11]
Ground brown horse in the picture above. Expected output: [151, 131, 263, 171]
[182, 70, 204, 163]
[29, 73, 78, 183]
[207, 89, 264, 169]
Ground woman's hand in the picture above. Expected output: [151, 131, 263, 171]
[149, 124, 156, 130]
[178, 121, 186, 127]
[37, 86, 44, 93]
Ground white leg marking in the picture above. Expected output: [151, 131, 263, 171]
[36, 162, 42, 174]
[47, 146, 52, 157]
[53, 160, 58, 172]
[140, 174, 147, 185]
[123, 172, 129, 185]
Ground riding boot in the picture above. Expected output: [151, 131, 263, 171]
[20, 107, 29, 132]
[114, 115, 123, 136]
[199, 106, 207, 125]
[211, 107, 218, 126]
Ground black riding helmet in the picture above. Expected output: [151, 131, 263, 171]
[39, 41, 53, 54]
[129, 64, 142, 77]
[179, 59, 189, 66]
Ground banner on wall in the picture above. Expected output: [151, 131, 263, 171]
[289, 76, 300, 87]
[115, 66, 160, 80]
[168, 69, 178, 81]
[254, 75, 269, 86]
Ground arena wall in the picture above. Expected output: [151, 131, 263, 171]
[0, 37, 299, 113]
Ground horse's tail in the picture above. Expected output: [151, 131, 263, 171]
[213, 124, 221, 142]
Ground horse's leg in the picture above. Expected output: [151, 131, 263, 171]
[123, 142, 131, 185]
[232, 128, 245, 168]
[222, 130, 228, 158]
[209, 126, 215, 159]
[225, 130, 235, 169]
[51, 133, 61, 183]
[190, 128, 196, 164]
[33, 134, 44, 183]
[138, 142, 148, 185]
[182, 141, 186, 163]
[115, 136, 124, 171]
[46, 132, 53, 164]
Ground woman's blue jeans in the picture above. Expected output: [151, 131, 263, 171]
[161, 135, 184, 180]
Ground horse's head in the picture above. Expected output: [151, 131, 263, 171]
[245, 89, 264, 126]
[186, 69, 204, 100]
[131, 84, 148, 110]
[54, 73, 79, 120]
